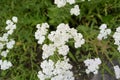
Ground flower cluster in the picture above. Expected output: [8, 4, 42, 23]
[0, 16, 17, 70]
[84, 58, 102, 74]
[114, 65, 120, 79]
[54, 0, 75, 8]
[35, 23, 49, 44]
[42, 44, 56, 59]
[37, 57, 74, 80]
[97, 24, 111, 40]
[35, 23, 85, 80]
[113, 27, 120, 52]
[48, 23, 85, 48]
[54, 0, 80, 16]
[42, 44, 69, 59]
[0, 60, 12, 70]
[42, 23, 85, 59]
[70, 5, 80, 16]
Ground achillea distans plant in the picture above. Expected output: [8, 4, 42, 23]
[54, 0, 66, 8]
[35, 23, 49, 44]
[54, 0, 75, 8]
[0, 60, 12, 70]
[114, 65, 120, 79]
[0, 16, 18, 70]
[70, 5, 80, 16]
[48, 23, 85, 48]
[66, 0, 75, 4]
[35, 23, 85, 80]
[113, 26, 120, 52]
[84, 58, 102, 75]
[97, 24, 111, 40]
[54, 0, 80, 16]
[1, 1, 120, 80]
[37, 57, 74, 80]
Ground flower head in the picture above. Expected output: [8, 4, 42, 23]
[97, 24, 111, 40]
[70, 5, 80, 16]
[0, 60, 12, 70]
[114, 65, 120, 79]
[84, 58, 102, 74]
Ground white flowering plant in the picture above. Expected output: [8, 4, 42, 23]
[0, 0, 120, 80]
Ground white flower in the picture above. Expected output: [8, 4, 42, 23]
[113, 33, 120, 44]
[6, 23, 16, 31]
[74, 33, 85, 48]
[74, 39, 85, 48]
[53, 57, 74, 80]
[36, 23, 85, 80]
[117, 46, 120, 52]
[51, 74, 64, 80]
[1, 33, 9, 42]
[41, 59, 54, 76]
[41, 22, 49, 28]
[116, 27, 120, 32]
[113, 26, 120, 52]
[69, 28, 78, 37]
[36, 24, 41, 28]
[35, 30, 42, 40]
[66, 0, 75, 4]
[56, 23, 70, 33]
[0, 60, 12, 70]
[58, 45, 69, 56]
[35, 23, 49, 36]
[5, 17, 17, 36]
[37, 60, 54, 80]
[70, 5, 80, 16]
[7, 29, 14, 35]
[48, 31, 56, 42]
[37, 57, 74, 80]
[99, 24, 107, 30]
[97, 34, 104, 40]
[6, 39, 15, 49]
[0, 16, 17, 71]
[49, 31, 68, 47]
[54, 0, 67, 8]
[37, 71, 48, 80]
[35, 23, 49, 44]
[1, 50, 9, 57]
[97, 24, 111, 40]
[106, 29, 111, 35]
[12, 16, 18, 23]
[51, 71, 74, 80]
[54, 58, 72, 75]
[6, 20, 13, 25]
[54, 0, 75, 8]
[84, 58, 102, 74]
[48, 23, 85, 48]
[114, 65, 120, 79]
[42, 44, 56, 59]
[48, 25, 70, 47]
[37, 35, 45, 44]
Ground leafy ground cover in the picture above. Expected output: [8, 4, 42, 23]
[0, 0, 120, 80]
